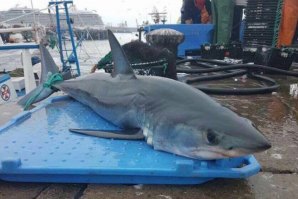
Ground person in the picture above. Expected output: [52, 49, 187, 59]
[278, 0, 298, 47]
[195, 0, 212, 24]
[181, 0, 212, 24]
[181, 0, 200, 24]
[91, 40, 177, 80]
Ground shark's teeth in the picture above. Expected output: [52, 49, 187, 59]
[146, 137, 153, 145]
[143, 128, 148, 137]
[143, 125, 154, 146]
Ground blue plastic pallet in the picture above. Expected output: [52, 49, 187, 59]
[0, 96, 260, 184]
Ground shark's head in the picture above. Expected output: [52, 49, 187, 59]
[153, 107, 271, 160]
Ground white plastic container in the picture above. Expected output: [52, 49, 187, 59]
[11, 77, 25, 92]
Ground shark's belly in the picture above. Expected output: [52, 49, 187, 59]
[91, 102, 141, 129]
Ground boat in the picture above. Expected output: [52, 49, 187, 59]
[0, 1, 82, 101]
[0, 5, 104, 29]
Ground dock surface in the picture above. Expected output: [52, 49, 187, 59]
[0, 75, 298, 199]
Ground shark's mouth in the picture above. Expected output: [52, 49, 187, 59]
[151, 136, 256, 159]
[188, 147, 254, 160]
[190, 150, 232, 160]
[158, 146, 254, 160]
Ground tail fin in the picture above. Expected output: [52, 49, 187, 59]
[39, 44, 59, 82]
[18, 44, 61, 109]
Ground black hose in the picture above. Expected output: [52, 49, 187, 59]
[186, 70, 247, 83]
[176, 58, 231, 66]
[182, 61, 247, 83]
[190, 61, 217, 68]
[177, 64, 298, 77]
[194, 74, 279, 95]
[176, 59, 297, 95]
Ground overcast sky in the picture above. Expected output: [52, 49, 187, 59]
[0, 0, 182, 26]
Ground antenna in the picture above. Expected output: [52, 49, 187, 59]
[148, 6, 167, 24]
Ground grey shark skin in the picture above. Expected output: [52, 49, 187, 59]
[20, 30, 271, 160]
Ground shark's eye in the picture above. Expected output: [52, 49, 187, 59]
[206, 129, 219, 145]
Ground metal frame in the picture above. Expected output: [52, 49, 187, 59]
[49, 0, 81, 76]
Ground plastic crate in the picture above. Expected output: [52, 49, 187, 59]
[244, 0, 282, 46]
[144, 24, 214, 57]
[267, 48, 296, 70]
[227, 42, 243, 59]
[0, 96, 261, 184]
[243, 46, 259, 63]
[201, 44, 227, 60]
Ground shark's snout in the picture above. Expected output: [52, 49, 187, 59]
[248, 136, 271, 152]
[258, 141, 272, 151]
[219, 124, 272, 158]
[246, 125, 272, 152]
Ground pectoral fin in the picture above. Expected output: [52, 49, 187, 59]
[69, 128, 144, 140]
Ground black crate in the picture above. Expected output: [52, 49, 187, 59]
[246, 6, 278, 11]
[185, 48, 201, 56]
[243, 0, 282, 47]
[246, 22, 276, 26]
[201, 44, 227, 60]
[247, 0, 279, 4]
[243, 47, 258, 63]
[244, 32, 275, 35]
[251, 47, 295, 70]
[226, 42, 243, 59]
[254, 46, 272, 65]
[267, 48, 296, 70]
[246, 16, 277, 21]
[246, 7, 278, 11]
[244, 33, 275, 38]
[244, 38, 273, 43]
[244, 33, 275, 37]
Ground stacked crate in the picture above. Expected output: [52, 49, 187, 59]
[244, 0, 283, 47]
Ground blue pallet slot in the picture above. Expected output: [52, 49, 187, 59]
[143, 24, 214, 57]
[0, 96, 260, 184]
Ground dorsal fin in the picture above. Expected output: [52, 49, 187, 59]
[107, 29, 136, 79]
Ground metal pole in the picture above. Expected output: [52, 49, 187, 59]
[22, 49, 36, 93]
[55, 4, 65, 70]
[64, 2, 81, 76]
[0, 27, 33, 33]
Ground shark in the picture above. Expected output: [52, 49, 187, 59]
[18, 30, 271, 160]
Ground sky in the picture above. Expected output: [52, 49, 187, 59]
[0, 0, 182, 27]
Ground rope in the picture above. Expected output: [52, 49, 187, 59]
[131, 59, 167, 67]
[43, 73, 63, 88]
[102, 58, 168, 70]
[162, 62, 168, 74]
[24, 73, 63, 110]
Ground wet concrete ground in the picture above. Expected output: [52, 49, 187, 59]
[0, 66, 298, 198]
